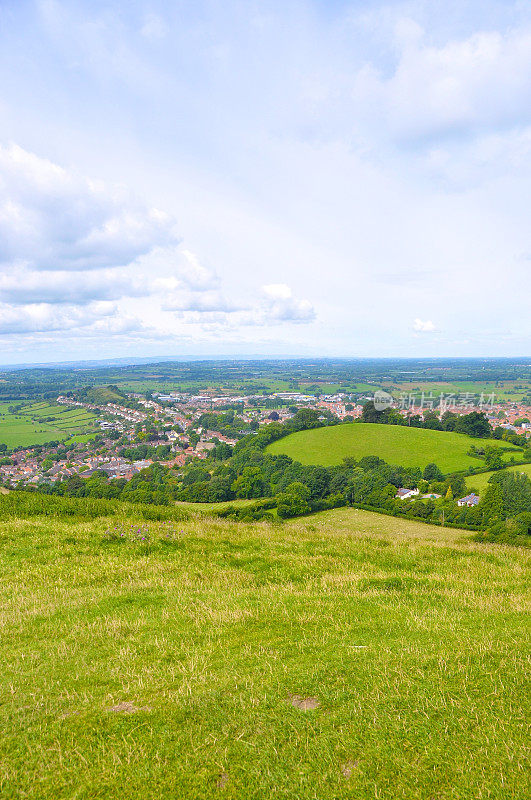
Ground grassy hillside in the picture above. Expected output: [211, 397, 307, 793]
[267, 422, 520, 473]
[465, 462, 531, 495]
[82, 386, 126, 404]
[0, 504, 529, 799]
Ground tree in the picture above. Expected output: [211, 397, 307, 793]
[513, 512, 531, 535]
[276, 482, 311, 518]
[445, 485, 453, 501]
[484, 446, 504, 470]
[232, 467, 268, 499]
[423, 463, 443, 481]
[480, 484, 504, 524]
[361, 401, 385, 424]
[455, 411, 491, 439]
[422, 411, 442, 430]
[303, 466, 331, 499]
[488, 471, 531, 515]
[446, 474, 466, 498]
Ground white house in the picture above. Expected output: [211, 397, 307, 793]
[395, 487, 420, 500]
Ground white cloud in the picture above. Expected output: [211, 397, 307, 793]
[262, 283, 292, 301]
[261, 284, 315, 322]
[149, 248, 219, 292]
[0, 144, 179, 271]
[351, 26, 531, 144]
[1, 3, 530, 360]
[0, 142, 317, 345]
[0, 267, 146, 305]
[162, 291, 241, 314]
[0, 300, 115, 334]
[413, 318, 436, 332]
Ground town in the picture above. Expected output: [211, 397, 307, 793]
[1, 386, 529, 489]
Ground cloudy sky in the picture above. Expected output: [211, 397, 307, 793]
[0, 0, 530, 364]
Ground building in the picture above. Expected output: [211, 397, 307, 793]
[395, 487, 420, 500]
[457, 493, 480, 507]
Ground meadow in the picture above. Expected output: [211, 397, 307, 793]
[465, 462, 531, 495]
[0, 404, 69, 448]
[0, 502, 529, 799]
[267, 422, 521, 473]
[0, 402, 97, 448]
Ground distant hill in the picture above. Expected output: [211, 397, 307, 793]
[79, 385, 127, 405]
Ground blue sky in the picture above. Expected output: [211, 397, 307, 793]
[0, 0, 530, 363]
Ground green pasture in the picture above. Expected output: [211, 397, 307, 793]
[68, 432, 99, 443]
[267, 422, 521, 473]
[465, 462, 531, 495]
[0, 402, 97, 449]
[0, 503, 528, 799]
[0, 410, 68, 448]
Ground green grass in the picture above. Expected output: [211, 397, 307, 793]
[465, 462, 531, 495]
[174, 497, 260, 512]
[0, 505, 528, 799]
[68, 432, 99, 443]
[0, 408, 68, 448]
[267, 422, 520, 473]
[0, 402, 97, 448]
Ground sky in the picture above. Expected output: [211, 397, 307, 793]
[0, 0, 530, 364]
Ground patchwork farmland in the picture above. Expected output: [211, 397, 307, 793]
[0, 402, 98, 448]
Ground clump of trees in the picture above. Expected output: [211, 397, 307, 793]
[361, 402, 493, 438]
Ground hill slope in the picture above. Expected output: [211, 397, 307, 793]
[267, 422, 519, 472]
[0, 505, 528, 799]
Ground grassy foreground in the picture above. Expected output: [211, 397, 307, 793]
[267, 422, 520, 472]
[1, 507, 529, 799]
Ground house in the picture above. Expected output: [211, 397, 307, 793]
[395, 487, 420, 500]
[457, 493, 480, 507]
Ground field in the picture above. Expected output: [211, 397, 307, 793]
[267, 422, 521, 473]
[0, 404, 70, 448]
[116, 378, 378, 395]
[0, 503, 529, 799]
[465, 462, 531, 495]
[380, 380, 531, 403]
[0, 402, 97, 449]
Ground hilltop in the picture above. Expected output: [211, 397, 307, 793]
[0, 499, 529, 799]
[267, 422, 521, 473]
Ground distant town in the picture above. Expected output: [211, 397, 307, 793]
[1, 387, 529, 489]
